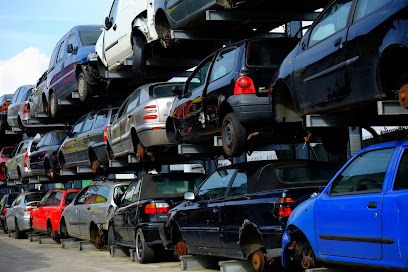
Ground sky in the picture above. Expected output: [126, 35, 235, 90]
[0, 0, 112, 95]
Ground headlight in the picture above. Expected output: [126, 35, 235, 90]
[87, 53, 98, 61]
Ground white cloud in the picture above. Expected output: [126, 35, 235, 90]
[0, 47, 49, 95]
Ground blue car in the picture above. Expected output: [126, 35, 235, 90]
[282, 140, 408, 271]
[45, 25, 103, 118]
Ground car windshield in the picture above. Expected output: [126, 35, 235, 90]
[2, 147, 15, 158]
[246, 39, 296, 67]
[150, 84, 182, 98]
[79, 30, 102, 46]
[25, 193, 44, 202]
[274, 163, 336, 184]
[140, 175, 205, 199]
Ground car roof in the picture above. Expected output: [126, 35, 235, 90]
[90, 180, 131, 186]
[71, 25, 103, 32]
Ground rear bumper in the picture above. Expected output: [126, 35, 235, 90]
[140, 222, 165, 247]
[91, 142, 109, 164]
[227, 95, 273, 126]
[137, 124, 173, 147]
[19, 214, 32, 232]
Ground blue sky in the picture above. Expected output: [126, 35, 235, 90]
[0, 0, 112, 59]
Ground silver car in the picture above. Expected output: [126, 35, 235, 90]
[5, 138, 39, 182]
[7, 85, 35, 131]
[107, 82, 183, 162]
[5, 191, 45, 238]
[60, 180, 129, 244]
[28, 71, 48, 120]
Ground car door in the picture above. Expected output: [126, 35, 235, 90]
[205, 47, 240, 131]
[62, 32, 80, 95]
[314, 147, 395, 260]
[103, 0, 131, 67]
[7, 143, 21, 179]
[110, 98, 129, 155]
[293, 0, 354, 114]
[8, 88, 21, 126]
[66, 188, 89, 238]
[76, 112, 96, 165]
[34, 191, 51, 231]
[180, 169, 235, 250]
[53, 39, 68, 98]
[173, 55, 214, 139]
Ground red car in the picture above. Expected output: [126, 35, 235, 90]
[0, 146, 15, 180]
[31, 189, 80, 239]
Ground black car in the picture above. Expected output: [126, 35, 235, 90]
[167, 37, 298, 157]
[0, 192, 19, 233]
[0, 94, 13, 133]
[108, 172, 205, 263]
[272, 0, 408, 150]
[58, 106, 117, 173]
[29, 130, 67, 179]
[161, 160, 336, 272]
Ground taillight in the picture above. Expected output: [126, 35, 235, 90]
[24, 152, 29, 168]
[144, 202, 170, 215]
[1, 208, 8, 216]
[2, 101, 10, 113]
[143, 104, 158, 120]
[103, 126, 110, 142]
[23, 103, 29, 115]
[143, 115, 158, 120]
[277, 197, 295, 218]
[234, 76, 256, 95]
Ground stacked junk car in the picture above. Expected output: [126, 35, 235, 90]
[0, 0, 408, 272]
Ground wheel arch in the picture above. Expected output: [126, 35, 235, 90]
[154, 8, 171, 39]
[218, 102, 233, 127]
[238, 220, 264, 259]
[271, 78, 302, 123]
[131, 11, 149, 43]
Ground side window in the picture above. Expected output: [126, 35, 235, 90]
[126, 91, 140, 114]
[109, 0, 120, 23]
[354, 0, 390, 21]
[45, 192, 62, 206]
[121, 182, 139, 206]
[72, 115, 87, 135]
[57, 39, 67, 62]
[94, 110, 108, 129]
[308, 0, 353, 47]
[394, 149, 408, 191]
[196, 169, 235, 201]
[117, 99, 129, 119]
[36, 136, 46, 148]
[20, 142, 29, 154]
[66, 34, 78, 54]
[209, 48, 237, 82]
[81, 113, 96, 133]
[114, 185, 128, 203]
[65, 192, 78, 206]
[228, 171, 248, 197]
[84, 185, 109, 204]
[185, 56, 213, 95]
[330, 148, 394, 195]
[12, 89, 20, 103]
[49, 44, 61, 68]
[75, 187, 90, 205]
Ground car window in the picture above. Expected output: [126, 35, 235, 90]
[20, 142, 30, 154]
[72, 116, 86, 135]
[126, 91, 140, 114]
[18, 88, 32, 101]
[109, 0, 120, 23]
[308, 0, 353, 47]
[12, 89, 20, 103]
[81, 113, 95, 132]
[185, 56, 213, 95]
[13, 196, 21, 206]
[36, 136, 46, 148]
[114, 185, 128, 202]
[49, 43, 61, 68]
[79, 30, 102, 46]
[247, 39, 296, 67]
[354, 0, 390, 21]
[65, 192, 78, 205]
[274, 163, 335, 184]
[196, 169, 235, 201]
[2, 147, 15, 158]
[393, 149, 408, 191]
[54, 131, 67, 144]
[84, 185, 110, 204]
[94, 110, 108, 129]
[228, 171, 248, 197]
[330, 148, 394, 195]
[121, 181, 140, 206]
[66, 33, 78, 54]
[57, 39, 67, 62]
[75, 187, 90, 205]
[209, 48, 237, 82]
[26, 193, 44, 202]
[150, 84, 181, 98]
[116, 98, 129, 119]
[45, 192, 62, 206]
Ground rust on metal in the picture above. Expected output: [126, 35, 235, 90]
[399, 83, 408, 108]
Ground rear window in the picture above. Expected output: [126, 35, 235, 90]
[246, 39, 295, 67]
[2, 147, 15, 158]
[19, 88, 33, 101]
[109, 108, 119, 123]
[150, 84, 182, 98]
[25, 193, 44, 202]
[79, 30, 102, 46]
[55, 131, 67, 144]
[274, 164, 335, 184]
[141, 175, 205, 199]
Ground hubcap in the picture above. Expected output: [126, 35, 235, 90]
[78, 77, 86, 99]
[136, 232, 143, 260]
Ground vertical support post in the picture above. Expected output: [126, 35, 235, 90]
[205, 159, 217, 175]
[161, 165, 170, 174]
[295, 144, 310, 160]
[232, 153, 247, 164]
[348, 127, 362, 157]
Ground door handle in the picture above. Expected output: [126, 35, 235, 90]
[367, 202, 377, 209]
[334, 37, 342, 47]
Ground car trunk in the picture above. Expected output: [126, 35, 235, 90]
[149, 83, 183, 123]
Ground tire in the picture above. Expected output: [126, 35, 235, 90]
[135, 228, 155, 263]
[49, 92, 59, 118]
[285, 236, 316, 272]
[17, 168, 23, 183]
[14, 218, 24, 239]
[60, 218, 68, 239]
[166, 118, 181, 144]
[77, 72, 93, 102]
[221, 113, 247, 157]
[132, 35, 146, 80]
[47, 221, 59, 242]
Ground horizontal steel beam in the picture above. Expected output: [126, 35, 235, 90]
[377, 100, 408, 115]
[206, 10, 320, 22]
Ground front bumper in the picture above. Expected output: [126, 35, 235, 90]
[227, 94, 273, 126]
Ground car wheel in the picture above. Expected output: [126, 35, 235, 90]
[3, 220, 8, 234]
[77, 72, 93, 102]
[286, 235, 316, 272]
[250, 249, 266, 272]
[132, 35, 145, 80]
[47, 222, 59, 242]
[49, 92, 59, 118]
[221, 113, 247, 157]
[135, 228, 155, 263]
[14, 218, 24, 239]
[60, 218, 69, 239]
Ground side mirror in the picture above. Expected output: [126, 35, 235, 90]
[171, 86, 183, 97]
[67, 44, 75, 54]
[184, 192, 195, 201]
[105, 17, 113, 30]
